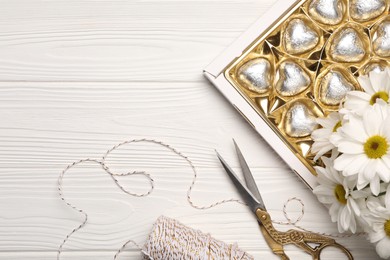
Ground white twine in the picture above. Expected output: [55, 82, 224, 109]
[141, 216, 253, 259]
[57, 138, 360, 260]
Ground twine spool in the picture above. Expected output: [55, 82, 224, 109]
[142, 216, 254, 260]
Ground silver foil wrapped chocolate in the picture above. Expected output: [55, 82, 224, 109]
[236, 58, 272, 93]
[275, 61, 311, 96]
[329, 27, 366, 62]
[283, 18, 319, 54]
[319, 70, 354, 106]
[373, 19, 390, 58]
[350, 0, 386, 22]
[284, 102, 318, 138]
[308, 0, 344, 25]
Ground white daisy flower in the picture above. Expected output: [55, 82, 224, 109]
[334, 101, 390, 195]
[311, 112, 344, 161]
[362, 192, 390, 259]
[342, 69, 390, 116]
[313, 154, 361, 233]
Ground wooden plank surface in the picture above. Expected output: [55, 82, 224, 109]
[0, 0, 274, 82]
[0, 0, 378, 259]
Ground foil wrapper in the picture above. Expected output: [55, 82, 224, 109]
[236, 58, 272, 93]
[329, 27, 366, 62]
[319, 70, 355, 106]
[362, 61, 387, 75]
[275, 61, 311, 96]
[284, 101, 318, 138]
[350, 0, 386, 22]
[283, 18, 319, 55]
[373, 18, 390, 58]
[308, 0, 344, 25]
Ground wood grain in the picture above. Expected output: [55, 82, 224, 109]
[0, 0, 275, 82]
[0, 0, 378, 259]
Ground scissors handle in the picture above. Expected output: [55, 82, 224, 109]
[258, 219, 290, 260]
[255, 209, 353, 260]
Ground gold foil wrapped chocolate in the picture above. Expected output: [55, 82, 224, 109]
[225, 0, 389, 173]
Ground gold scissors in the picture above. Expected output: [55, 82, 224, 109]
[215, 140, 353, 260]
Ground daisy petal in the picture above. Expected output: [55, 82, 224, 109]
[316, 113, 339, 128]
[349, 199, 361, 216]
[313, 144, 335, 161]
[382, 116, 390, 138]
[363, 108, 382, 136]
[358, 75, 374, 93]
[341, 117, 367, 142]
[343, 91, 371, 115]
[370, 229, 386, 243]
[349, 214, 357, 233]
[376, 237, 390, 259]
[357, 174, 369, 190]
[340, 206, 353, 232]
[344, 154, 368, 176]
[334, 154, 366, 175]
[382, 155, 390, 169]
[385, 185, 390, 209]
[369, 71, 390, 92]
[370, 176, 381, 196]
[329, 203, 340, 222]
[311, 128, 332, 139]
[377, 160, 390, 182]
[337, 141, 363, 154]
[313, 185, 333, 196]
[346, 90, 371, 101]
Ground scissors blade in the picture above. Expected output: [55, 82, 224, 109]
[232, 139, 263, 204]
[215, 150, 266, 212]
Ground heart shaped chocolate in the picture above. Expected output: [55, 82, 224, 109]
[329, 27, 366, 62]
[284, 102, 318, 138]
[283, 18, 319, 55]
[362, 61, 387, 75]
[236, 58, 272, 93]
[350, 0, 386, 22]
[275, 61, 311, 96]
[319, 70, 354, 106]
[373, 19, 390, 58]
[308, 0, 344, 25]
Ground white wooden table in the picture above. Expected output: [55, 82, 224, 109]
[0, 0, 378, 259]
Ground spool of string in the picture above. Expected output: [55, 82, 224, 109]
[142, 216, 253, 259]
[58, 138, 361, 260]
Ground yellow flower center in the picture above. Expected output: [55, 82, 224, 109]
[334, 184, 347, 205]
[370, 91, 389, 105]
[364, 135, 388, 159]
[384, 220, 390, 237]
[333, 121, 342, 132]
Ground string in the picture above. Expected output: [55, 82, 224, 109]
[57, 138, 361, 260]
[57, 138, 241, 260]
[141, 216, 252, 259]
[273, 197, 365, 238]
[113, 240, 153, 260]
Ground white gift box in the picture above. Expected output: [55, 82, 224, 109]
[204, 0, 346, 190]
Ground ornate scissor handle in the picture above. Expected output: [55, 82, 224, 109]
[255, 209, 353, 260]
